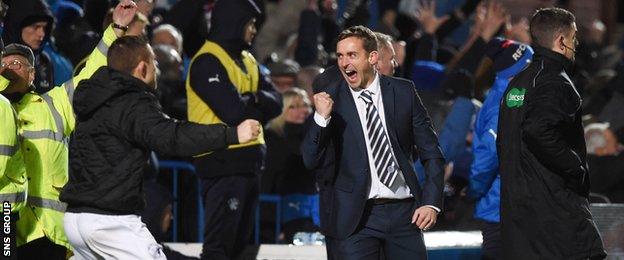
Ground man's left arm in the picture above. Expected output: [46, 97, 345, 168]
[409, 83, 445, 230]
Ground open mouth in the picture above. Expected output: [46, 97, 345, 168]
[344, 69, 358, 81]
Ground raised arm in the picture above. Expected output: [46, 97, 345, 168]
[63, 0, 137, 101]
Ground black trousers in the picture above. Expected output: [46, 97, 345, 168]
[17, 237, 66, 260]
[200, 174, 258, 260]
[481, 221, 502, 260]
[333, 200, 426, 260]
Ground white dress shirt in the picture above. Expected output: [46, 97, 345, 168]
[315, 73, 411, 199]
[314, 73, 441, 212]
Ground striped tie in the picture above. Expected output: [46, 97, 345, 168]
[359, 90, 405, 191]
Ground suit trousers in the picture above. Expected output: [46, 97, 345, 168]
[334, 200, 426, 260]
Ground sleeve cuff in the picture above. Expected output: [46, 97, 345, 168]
[103, 24, 119, 45]
[225, 126, 239, 145]
[313, 112, 330, 127]
[424, 205, 441, 213]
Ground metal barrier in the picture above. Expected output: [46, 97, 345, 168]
[158, 160, 204, 243]
[255, 194, 282, 244]
[156, 160, 283, 244]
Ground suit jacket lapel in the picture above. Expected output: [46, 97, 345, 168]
[338, 81, 368, 160]
[380, 76, 400, 145]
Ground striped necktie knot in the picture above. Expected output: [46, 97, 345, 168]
[359, 90, 373, 104]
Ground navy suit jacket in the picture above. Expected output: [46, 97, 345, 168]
[302, 74, 445, 239]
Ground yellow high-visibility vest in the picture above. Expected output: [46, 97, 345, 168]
[0, 89, 27, 214]
[14, 25, 118, 249]
[186, 40, 265, 155]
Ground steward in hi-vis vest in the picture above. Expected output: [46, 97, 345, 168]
[186, 0, 281, 258]
[1, 24, 120, 258]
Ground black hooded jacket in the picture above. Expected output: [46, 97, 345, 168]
[189, 0, 281, 178]
[2, 0, 55, 94]
[497, 46, 606, 259]
[60, 67, 239, 214]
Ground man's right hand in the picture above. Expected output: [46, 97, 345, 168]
[1, 67, 29, 92]
[237, 119, 261, 144]
[313, 92, 333, 119]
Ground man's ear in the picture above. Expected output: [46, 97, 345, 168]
[134, 61, 147, 79]
[556, 34, 565, 51]
[368, 50, 379, 65]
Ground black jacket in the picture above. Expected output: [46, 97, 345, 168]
[3, 0, 55, 93]
[497, 46, 606, 259]
[60, 67, 238, 215]
[189, 0, 281, 178]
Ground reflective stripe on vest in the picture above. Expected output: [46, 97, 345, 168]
[27, 196, 67, 212]
[22, 93, 68, 145]
[65, 39, 108, 104]
[64, 79, 75, 104]
[0, 192, 26, 204]
[21, 130, 67, 144]
[0, 144, 18, 156]
[96, 39, 108, 56]
[40, 93, 65, 135]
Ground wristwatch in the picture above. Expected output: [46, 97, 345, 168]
[112, 23, 129, 32]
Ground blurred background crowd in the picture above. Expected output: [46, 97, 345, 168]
[6, 0, 624, 253]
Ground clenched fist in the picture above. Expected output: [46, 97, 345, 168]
[237, 119, 261, 144]
[313, 92, 333, 119]
[111, 0, 138, 37]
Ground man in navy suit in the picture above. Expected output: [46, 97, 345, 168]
[302, 26, 445, 259]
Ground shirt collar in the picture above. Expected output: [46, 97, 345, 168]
[350, 72, 381, 98]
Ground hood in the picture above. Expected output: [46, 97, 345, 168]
[207, 0, 261, 56]
[2, 0, 54, 51]
[73, 67, 154, 120]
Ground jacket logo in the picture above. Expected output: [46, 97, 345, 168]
[506, 88, 526, 108]
[288, 202, 300, 211]
[512, 44, 527, 61]
[208, 74, 220, 83]
[227, 198, 239, 211]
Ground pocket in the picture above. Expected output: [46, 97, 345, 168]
[52, 172, 68, 194]
[5, 169, 26, 184]
[52, 172, 68, 188]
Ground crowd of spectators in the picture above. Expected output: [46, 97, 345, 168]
[2, 0, 623, 256]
